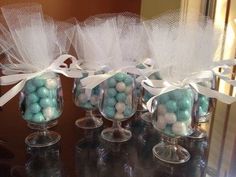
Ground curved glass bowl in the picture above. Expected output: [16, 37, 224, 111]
[20, 72, 63, 147]
[99, 72, 137, 142]
[73, 72, 103, 129]
[152, 88, 196, 164]
[188, 79, 216, 139]
[141, 72, 161, 123]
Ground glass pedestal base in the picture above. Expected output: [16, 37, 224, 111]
[25, 131, 61, 148]
[101, 127, 132, 143]
[141, 112, 152, 123]
[152, 142, 190, 164]
[187, 127, 207, 140]
[75, 117, 103, 129]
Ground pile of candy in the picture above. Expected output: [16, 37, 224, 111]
[21, 73, 62, 123]
[101, 72, 136, 120]
[153, 89, 194, 137]
[73, 73, 100, 110]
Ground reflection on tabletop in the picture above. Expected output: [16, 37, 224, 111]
[1, 116, 209, 177]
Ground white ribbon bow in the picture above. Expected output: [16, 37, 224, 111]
[142, 59, 236, 112]
[0, 54, 82, 106]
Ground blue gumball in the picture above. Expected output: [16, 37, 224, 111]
[169, 90, 183, 100]
[37, 87, 50, 98]
[32, 113, 45, 123]
[158, 94, 169, 104]
[39, 98, 53, 108]
[114, 73, 127, 82]
[49, 89, 57, 98]
[81, 102, 94, 109]
[92, 86, 100, 95]
[124, 107, 133, 117]
[178, 98, 191, 110]
[29, 103, 41, 114]
[107, 88, 117, 97]
[177, 110, 191, 122]
[51, 98, 58, 107]
[25, 81, 36, 94]
[26, 93, 39, 104]
[165, 100, 177, 113]
[24, 109, 33, 120]
[198, 106, 207, 117]
[32, 77, 45, 87]
[104, 98, 117, 107]
[123, 75, 133, 86]
[116, 93, 126, 102]
[107, 78, 117, 88]
[199, 95, 209, 110]
[104, 106, 115, 118]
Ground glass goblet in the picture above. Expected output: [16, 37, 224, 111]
[152, 88, 196, 164]
[99, 72, 137, 142]
[189, 79, 216, 139]
[141, 72, 161, 123]
[73, 72, 103, 129]
[20, 72, 63, 147]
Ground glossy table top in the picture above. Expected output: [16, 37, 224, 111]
[0, 113, 209, 177]
[0, 77, 233, 177]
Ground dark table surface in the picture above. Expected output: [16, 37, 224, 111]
[0, 112, 209, 177]
[0, 77, 219, 177]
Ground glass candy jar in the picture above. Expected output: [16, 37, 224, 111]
[152, 88, 196, 164]
[141, 72, 161, 123]
[99, 72, 137, 142]
[20, 72, 63, 147]
[189, 79, 215, 139]
[73, 72, 103, 129]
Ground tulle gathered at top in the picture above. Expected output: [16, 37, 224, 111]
[0, 3, 72, 72]
[66, 13, 148, 71]
[144, 11, 223, 83]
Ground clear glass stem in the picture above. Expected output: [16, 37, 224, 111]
[85, 110, 94, 117]
[112, 120, 122, 130]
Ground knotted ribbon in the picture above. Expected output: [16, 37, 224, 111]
[0, 54, 82, 106]
[142, 59, 236, 112]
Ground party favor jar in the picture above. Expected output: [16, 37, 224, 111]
[73, 71, 103, 129]
[152, 87, 196, 164]
[20, 72, 63, 147]
[141, 72, 161, 123]
[99, 72, 137, 142]
[189, 79, 215, 139]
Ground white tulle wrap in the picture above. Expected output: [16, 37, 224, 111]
[0, 4, 81, 106]
[142, 11, 236, 112]
[67, 14, 150, 89]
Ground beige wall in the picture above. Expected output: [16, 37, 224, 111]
[141, 0, 181, 19]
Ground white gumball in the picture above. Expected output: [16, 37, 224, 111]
[45, 78, 58, 89]
[78, 94, 88, 104]
[164, 113, 177, 124]
[172, 122, 187, 136]
[90, 96, 98, 105]
[116, 82, 126, 92]
[43, 107, 54, 120]
[125, 86, 132, 94]
[115, 113, 125, 120]
[115, 102, 126, 113]
[156, 115, 166, 130]
[157, 104, 167, 115]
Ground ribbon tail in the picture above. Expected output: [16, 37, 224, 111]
[146, 96, 158, 113]
[191, 83, 236, 104]
[0, 73, 34, 86]
[0, 80, 26, 106]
